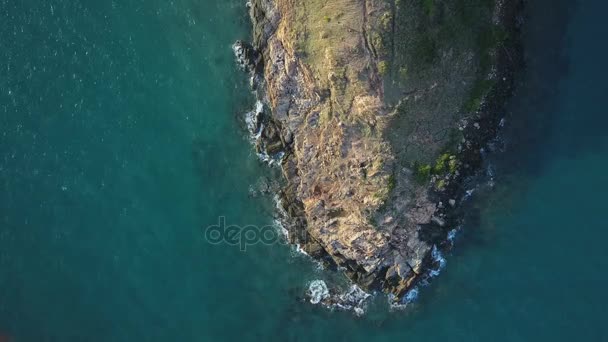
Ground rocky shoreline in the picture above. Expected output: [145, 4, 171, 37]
[234, 0, 524, 305]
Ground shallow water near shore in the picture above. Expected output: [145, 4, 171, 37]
[1, 0, 608, 340]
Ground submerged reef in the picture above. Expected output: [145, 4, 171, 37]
[234, 0, 523, 305]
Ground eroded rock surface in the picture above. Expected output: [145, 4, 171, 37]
[238, 0, 523, 301]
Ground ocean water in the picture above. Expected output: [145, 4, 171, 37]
[1, 0, 607, 341]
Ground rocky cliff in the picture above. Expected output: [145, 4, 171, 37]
[236, 0, 523, 302]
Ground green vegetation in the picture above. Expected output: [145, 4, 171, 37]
[435, 179, 446, 190]
[422, 0, 436, 17]
[374, 171, 396, 207]
[433, 153, 459, 174]
[414, 163, 432, 183]
[371, 32, 385, 53]
[361, 122, 375, 137]
[378, 61, 389, 76]
[464, 79, 496, 112]
[413, 153, 459, 185]
[391, 0, 499, 74]
[433, 153, 451, 174]
[380, 11, 392, 31]
[448, 158, 458, 173]
[372, 158, 384, 171]
[319, 107, 332, 126]
[387, 174, 396, 193]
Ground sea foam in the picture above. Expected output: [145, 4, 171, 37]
[307, 280, 371, 315]
[307, 280, 330, 304]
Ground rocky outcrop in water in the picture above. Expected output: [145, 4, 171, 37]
[236, 0, 523, 303]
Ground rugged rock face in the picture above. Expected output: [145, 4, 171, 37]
[238, 0, 523, 301]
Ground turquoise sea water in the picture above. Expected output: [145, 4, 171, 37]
[1, 0, 607, 341]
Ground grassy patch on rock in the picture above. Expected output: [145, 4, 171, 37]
[380, 0, 503, 190]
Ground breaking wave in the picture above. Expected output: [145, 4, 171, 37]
[307, 280, 330, 304]
[307, 280, 371, 316]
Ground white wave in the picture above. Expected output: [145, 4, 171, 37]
[339, 285, 370, 306]
[447, 228, 459, 244]
[463, 188, 476, 200]
[405, 287, 419, 303]
[272, 196, 308, 258]
[256, 151, 271, 163]
[487, 164, 495, 178]
[389, 287, 419, 311]
[307, 281, 371, 315]
[427, 245, 447, 279]
[254, 99, 264, 115]
[254, 122, 264, 140]
[256, 149, 284, 166]
[244, 100, 265, 143]
[354, 307, 365, 316]
[272, 217, 289, 239]
[431, 245, 447, 270]
[308, 280, 330, 304]
[294, 243, 309, 257]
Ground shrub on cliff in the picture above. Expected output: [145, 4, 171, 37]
[378, 61, 389, 76]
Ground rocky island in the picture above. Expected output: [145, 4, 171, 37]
[235, 0, 523, 304]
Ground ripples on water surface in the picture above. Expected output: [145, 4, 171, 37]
[1, 0, 607, 340]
